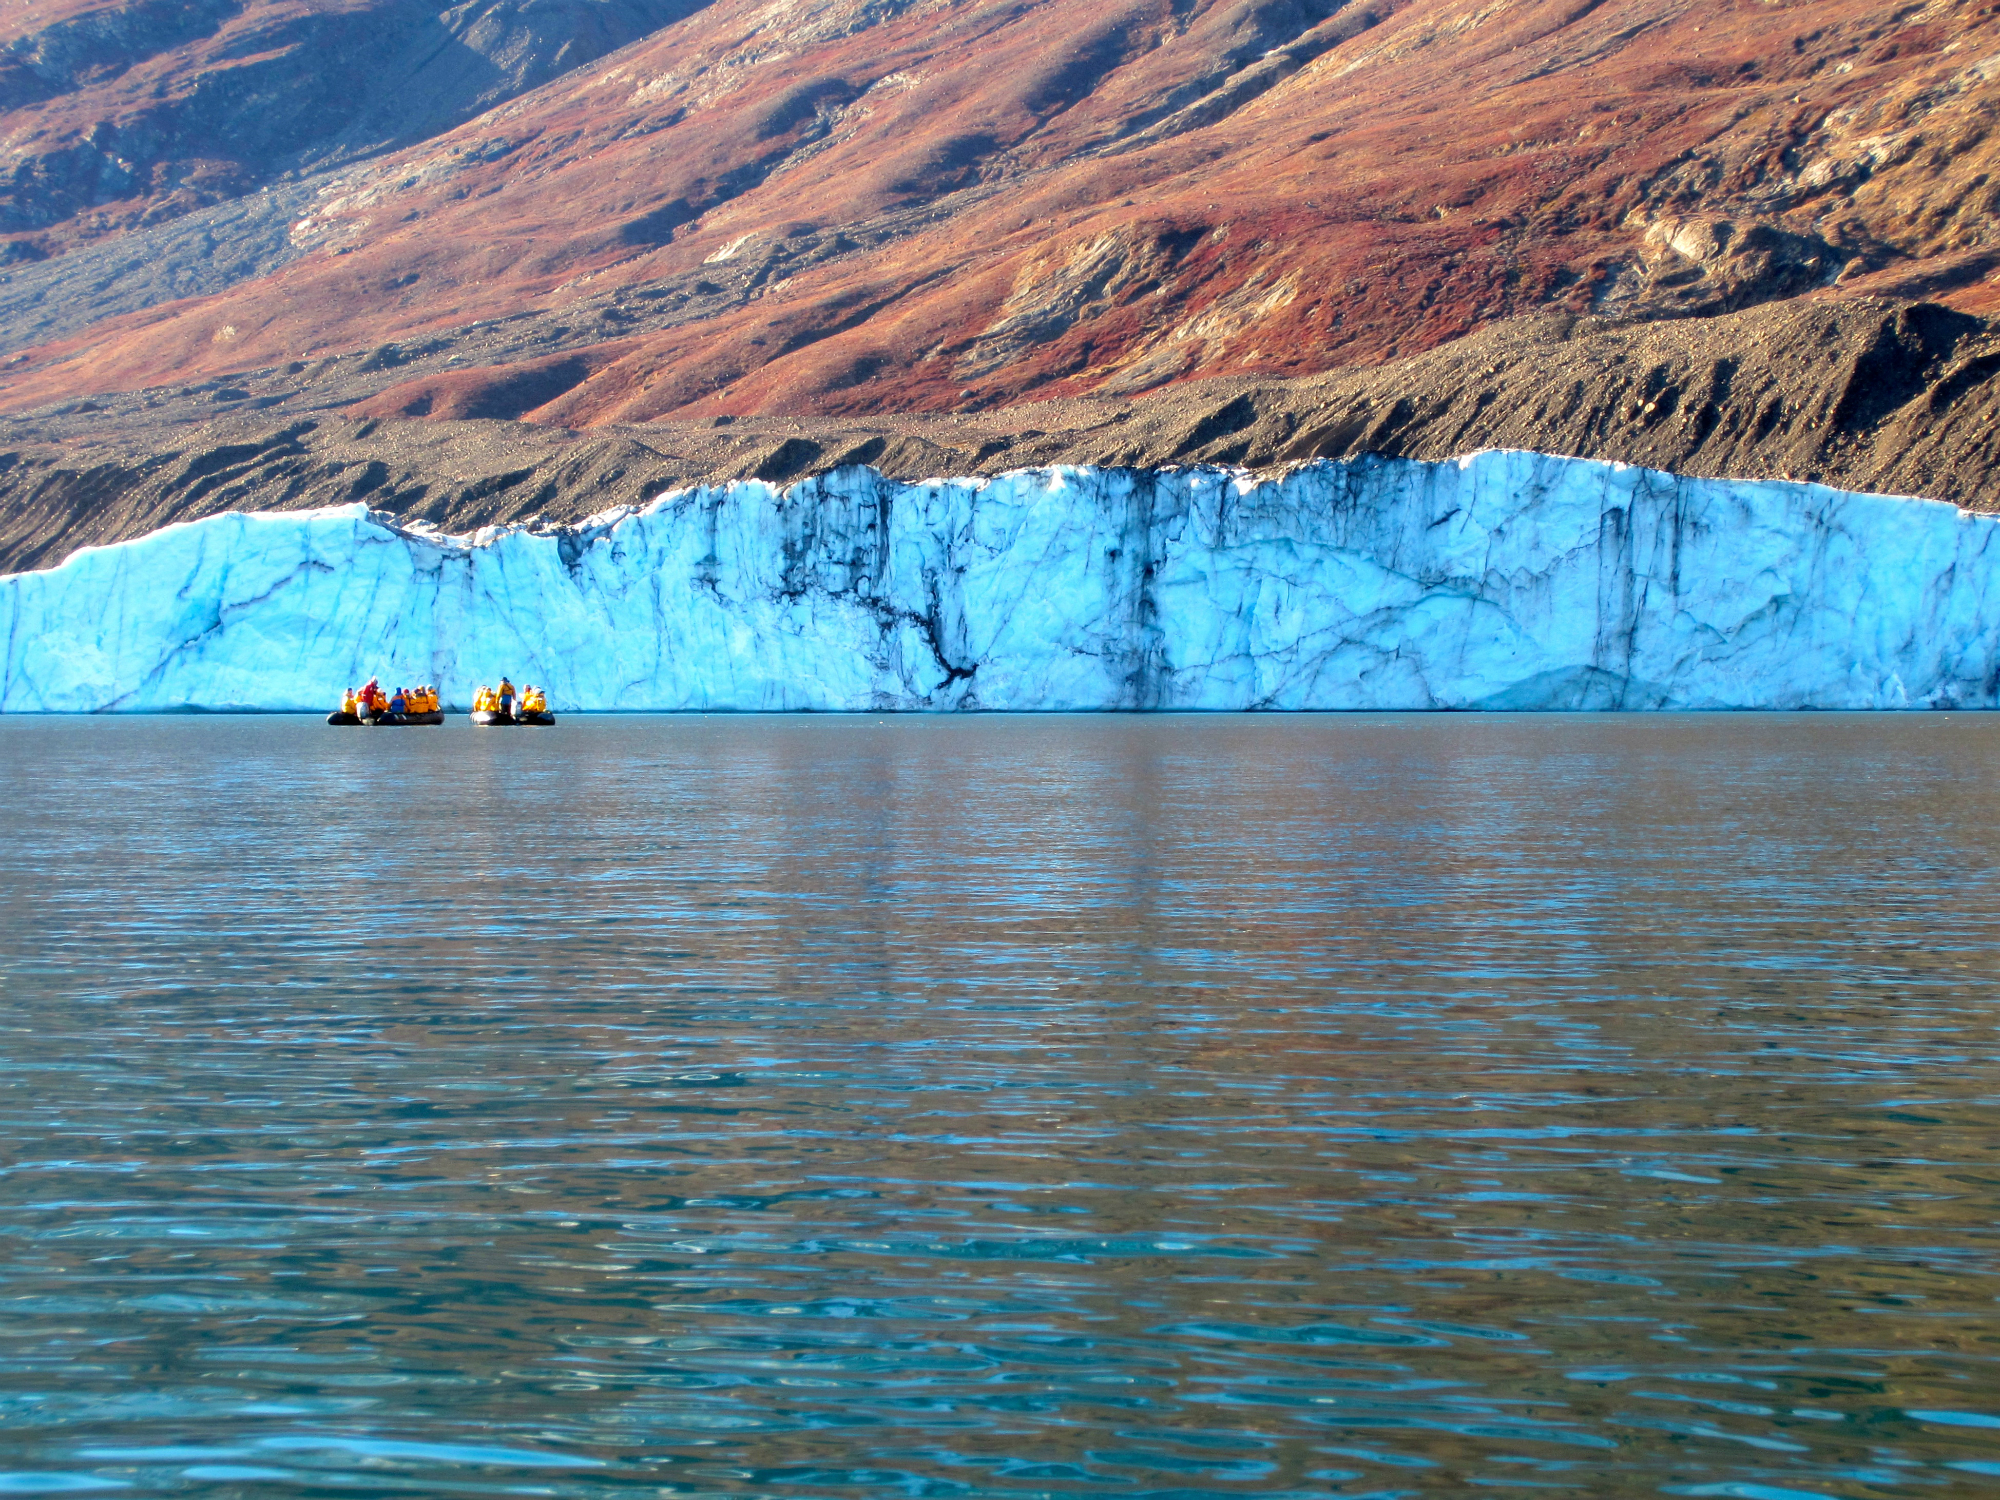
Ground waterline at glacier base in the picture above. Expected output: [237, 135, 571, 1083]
[2, 450, 1996, 714]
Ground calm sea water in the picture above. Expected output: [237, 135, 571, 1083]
[2, 713, 1999, 1499]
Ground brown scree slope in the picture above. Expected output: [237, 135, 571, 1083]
[5, 294, 2000, 574]
[0, 0, 1993, 424]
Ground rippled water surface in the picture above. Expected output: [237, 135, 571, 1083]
[4, 713, 2000, 1499]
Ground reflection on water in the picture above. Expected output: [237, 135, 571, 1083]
[2, 712, 1999, 1498]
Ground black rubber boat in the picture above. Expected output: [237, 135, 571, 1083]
[471, 709, 556, 726]
[328, 710, 446, 726]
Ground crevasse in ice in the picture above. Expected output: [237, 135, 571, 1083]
[2, 450, 1995, 712]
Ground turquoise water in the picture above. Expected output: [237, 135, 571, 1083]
[2, 713, 1999, 1498]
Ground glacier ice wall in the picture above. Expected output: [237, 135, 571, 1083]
[3, 450, 1998, 713]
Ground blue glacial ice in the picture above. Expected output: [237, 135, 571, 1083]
[2, 449, 1997, 713]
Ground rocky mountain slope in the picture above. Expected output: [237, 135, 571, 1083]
[0, 0, 1993, 566]
[0, 0, 708, 255]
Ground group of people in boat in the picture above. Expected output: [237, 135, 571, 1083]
[329, 674, 553, 726]
[341, 678, 443, 723]
[472, 677, 549, 718]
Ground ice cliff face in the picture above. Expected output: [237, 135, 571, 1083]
[2, 450, 1996, 713]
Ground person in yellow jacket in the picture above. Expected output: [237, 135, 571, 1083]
[340, 688, 359, 717]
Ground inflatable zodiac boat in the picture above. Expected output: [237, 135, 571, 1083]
[328, 683, 446, 726]
[469, 684, 553, 725]
[328, 709, 446, 726]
